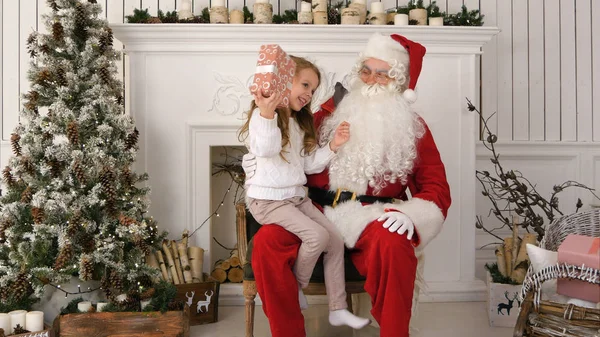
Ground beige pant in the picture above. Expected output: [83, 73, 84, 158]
[248, 196, 347, 310]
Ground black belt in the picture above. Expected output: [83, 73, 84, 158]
[308, 187, 393, 207]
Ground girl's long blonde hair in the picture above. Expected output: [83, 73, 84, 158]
[238, 55, 321, 160]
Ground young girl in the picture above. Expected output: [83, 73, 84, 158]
[239, 56, 370, 330]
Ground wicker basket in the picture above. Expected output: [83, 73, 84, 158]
[513, 209, 600, 337]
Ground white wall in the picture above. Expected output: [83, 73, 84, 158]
[1, 0, 599, 281]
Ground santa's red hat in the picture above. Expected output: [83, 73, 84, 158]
[360, 33, 426, 104]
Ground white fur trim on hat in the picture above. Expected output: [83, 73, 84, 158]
[361, 33, 409, 68]
[403, 89, 417, 104]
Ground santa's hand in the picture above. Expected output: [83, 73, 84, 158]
[242, 153, 257, 179]
[378, 211, 414, 240]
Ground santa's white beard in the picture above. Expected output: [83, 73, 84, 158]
[319, 78, 425, 195]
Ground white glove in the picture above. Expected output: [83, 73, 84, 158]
[242, 153, 257, 180]
[378, 211, 414, 240]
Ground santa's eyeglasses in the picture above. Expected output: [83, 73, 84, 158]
[358, 66, 392, 84]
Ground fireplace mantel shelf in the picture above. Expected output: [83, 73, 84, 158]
[111, 24, 499, 54]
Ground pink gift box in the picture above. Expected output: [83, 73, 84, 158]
[249, 44, 296, 108]
[557, 234, 600, 303]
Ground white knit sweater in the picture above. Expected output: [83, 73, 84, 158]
[245, 109, 336, 201]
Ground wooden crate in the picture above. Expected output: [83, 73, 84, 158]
[174, 281, 220, 325]
[51, 305, 190, 337]
[487, 272, 522, 328]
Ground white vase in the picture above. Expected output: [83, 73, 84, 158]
[429, 16, 444, 26]
[409, 8, 427, 25]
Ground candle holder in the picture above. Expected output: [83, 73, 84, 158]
[210, 6, 229, 24]
[348, 0, 366, 23]
[341, 8, 360, 25]
[312, 11, 328, 25]
[409, 8, 427, 25]
[229, 9, 244, 24]
[253, 1, 273, 24]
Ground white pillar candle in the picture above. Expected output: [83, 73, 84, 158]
[353, 0, 366, 4]
[300, 1, 312, 12]
[255, 0, 269, 3]
[211, 0, 226, 7]
[8, 310, 26, 334]
[96, 302, 108, 312]
[370, 2, 384, 14]
[116, 294, 128, 303]
[25, 311, 44, 332]
[0, 313, 11, 335]
[77, 301, 92, 312]
[394, 13, 409, 25]
[429, 16, 444, 26]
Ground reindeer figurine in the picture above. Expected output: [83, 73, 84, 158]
[497, 291, 518, 315]
[185, 291, 195, 308]
[197, 290, 214, 314]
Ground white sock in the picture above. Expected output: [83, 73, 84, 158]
[329, 309, 371, 329]
[298, 286, 308, 310]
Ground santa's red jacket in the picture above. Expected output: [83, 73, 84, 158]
[306, 96, 452, 251]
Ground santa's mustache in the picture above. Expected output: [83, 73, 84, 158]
[356, 81, 401, 97]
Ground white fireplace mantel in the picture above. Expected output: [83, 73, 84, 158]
[112, 24, 499, 302]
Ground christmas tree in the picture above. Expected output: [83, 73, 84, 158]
[0, 0, 166, 310]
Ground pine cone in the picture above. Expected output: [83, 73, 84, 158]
[116, 94, 124, 106]
[80, 256, 94, 281]
[48, 0, 59, 12]
[75, 3, 87, 26]
[67, 121, 79, 145]
[125, 128, 139, 150]
[52, 22, 64, 42]
[328, 7, 339, 24]
[12, 324, 28, 334]
[99, 66, 110, 84]
[99, 28, 114, 52]
[121, 167, 133, 187]
[67, 212, 81, 236]
[140, 287, 155, 300]
[109, 270, 123, 291]
[88, 0, 97, 3]
[40, 44, 51, 55]
[82, 235, 95, 253]
[73, 160, 86, 185]
[134, 235, 150, 255]
[37, 69, 52, 86]
[13, 272, 32, 299]
[21, 156, 35, 175]
[56, 67, 67, 86]
[23, 90, 39, 112]
[11, 133, 21, 156]
[31, 207, 45, 224]
[21, 186, 33, 203]
[100, 166, 117, 214]
[54, 244, 73, 270]
[119, 214, 136, 226]
[47, 159, 62, 178]
[2, 167, 15, 187]
[0, 219, 13, 243]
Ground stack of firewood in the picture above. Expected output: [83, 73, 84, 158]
[210, 246, 243, 283]
[145, 230, 205, 284]
[494, 217, 538, 284]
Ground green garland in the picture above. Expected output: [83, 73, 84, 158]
[485, 263, 520, 285]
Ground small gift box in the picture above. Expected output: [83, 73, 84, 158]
[249, 44, 296, 108]
[557, 234, 600, 302]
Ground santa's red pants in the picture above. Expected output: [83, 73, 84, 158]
[252, 220, 417, 337]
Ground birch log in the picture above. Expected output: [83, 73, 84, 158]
[162, 240, 180, 284]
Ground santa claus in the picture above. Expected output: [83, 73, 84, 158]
[244, 33, 451, 337]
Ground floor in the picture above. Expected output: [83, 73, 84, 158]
[192, 302, 514, 337]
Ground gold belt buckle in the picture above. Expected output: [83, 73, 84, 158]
[332, 188, 356, 208]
